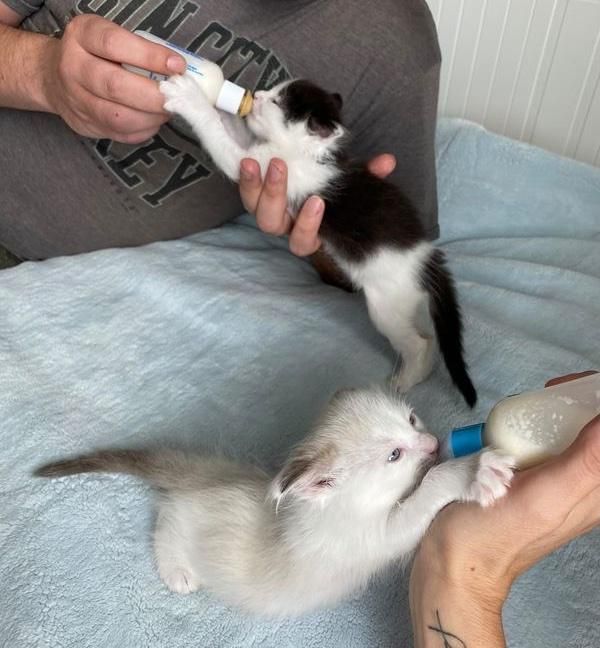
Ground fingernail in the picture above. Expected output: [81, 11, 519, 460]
[167, 55, 186, 73]
[267, 161, 284, 183]
[240, 160, 255, 181]
[307, 195, 325, 217]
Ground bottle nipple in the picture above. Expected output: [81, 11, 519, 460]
[238, 90, 254, 117]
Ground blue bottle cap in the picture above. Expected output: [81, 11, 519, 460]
[442, 423, 485, 459]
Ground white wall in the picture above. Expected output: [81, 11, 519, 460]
[426, 0, 600, 166]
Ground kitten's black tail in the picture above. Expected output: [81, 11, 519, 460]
[421, 249, 477, 407]
[33, 449, 191, 490]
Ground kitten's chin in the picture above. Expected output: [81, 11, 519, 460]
[398, 456, 437, 503]
[245, 114, 262, 138]
[420, 454, 438, 475]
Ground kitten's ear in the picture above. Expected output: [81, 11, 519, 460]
[331, 388, 358, 402]
[271, 450, 336, 502]
[308, 116, 336, 139]
[331, 92, 343, 111]
[327, 388, 357, 410]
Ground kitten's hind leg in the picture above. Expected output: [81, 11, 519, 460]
[154, 505, 202, 595]
[389, 327, 435, 393]
[392, 294, 436, 392]
[364, 285, 434, 392]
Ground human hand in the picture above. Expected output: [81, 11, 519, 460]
[239, 154, 396, 256]
[410, 370, 600, 647]
[40, 15, 186, 143]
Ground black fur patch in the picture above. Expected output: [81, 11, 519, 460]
[321, 161, 427, 260]
[280, 80, 343, 137]
[278, 81, 426, 257]
[420, 250, 477, 407]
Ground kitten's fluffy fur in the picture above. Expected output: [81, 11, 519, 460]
[160, 76, 477, 406]
[35, 389, 514, 617]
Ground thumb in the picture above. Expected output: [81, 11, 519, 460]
[560, 414, 600, 498]
[366, 154, 396, 179]
[497, 414, 600, 579]
[516, 414, 600, 531]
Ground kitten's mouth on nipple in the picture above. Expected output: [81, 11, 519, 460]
[419, 454, 438, 478]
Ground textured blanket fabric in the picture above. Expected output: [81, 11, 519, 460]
[1, 119, 599, 647]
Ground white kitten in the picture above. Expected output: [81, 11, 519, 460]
[36, 389, 513, 616]
[160, 76, 478, 407]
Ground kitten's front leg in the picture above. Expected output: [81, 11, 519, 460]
[385, 451, 515, 558]
[160, 75, 246, 181]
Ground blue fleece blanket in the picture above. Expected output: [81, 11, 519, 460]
[1, 120, 599, 648]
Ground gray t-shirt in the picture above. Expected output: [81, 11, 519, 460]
[0, 0, 440, 259]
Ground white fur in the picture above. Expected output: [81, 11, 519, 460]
[160, 76, 343, 210]
[145, 390, 514, 616]
[336, 244, 437, 392]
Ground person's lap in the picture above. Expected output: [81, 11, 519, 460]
[0, 0, 440, 259]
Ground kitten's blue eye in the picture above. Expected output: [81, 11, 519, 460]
[388, 448, 402, 462]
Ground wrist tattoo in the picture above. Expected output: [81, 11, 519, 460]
[427, 610, 467, 648]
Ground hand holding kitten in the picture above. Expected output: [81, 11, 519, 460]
[160, 75, 476, 403]
[239, 154, 397, 257]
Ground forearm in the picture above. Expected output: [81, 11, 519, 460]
[0, 22, 56, 111]
[409, 546, 508, 648]
[410, 575, 506, 648]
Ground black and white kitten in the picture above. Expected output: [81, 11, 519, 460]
[35, 389, 513, 616]
[160, 76, 477, 406]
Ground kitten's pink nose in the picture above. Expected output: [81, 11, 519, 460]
[420, 434, 439, 455]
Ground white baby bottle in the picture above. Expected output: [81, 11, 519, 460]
[124, 31, 253, 117]
[440, 373, 600, 468]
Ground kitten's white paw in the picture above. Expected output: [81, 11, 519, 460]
[160, 567, 201, 594]
[390, 337, 435, 393]
[467, 450, 515, 507]
[391, 372, 417, 393]
[160, 74, 207, 114]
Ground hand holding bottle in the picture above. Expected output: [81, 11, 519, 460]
[126, 31, 398, 258]
[41, 16, 185, 143]
[410, 371, 600, 647]
[442, 371, 600, 467]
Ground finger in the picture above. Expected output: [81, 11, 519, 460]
[93, 97, 166, 135]
[79, 56, 169, 114]
[74, 16, 186, 75]
[516, 415, 600, 518]
[239, 159, 263, 213]
[555, 483, 600, 538]
[112, 127, 162, 145]
[545, 371, 598, 388]
[75, 87, 167, 138]
[289, 196, 324, 256]
[366, 153, 396, 179]
[568, 414, 600, 486]
[509, 460, 600, 575]
[255, 159, 290, 236]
